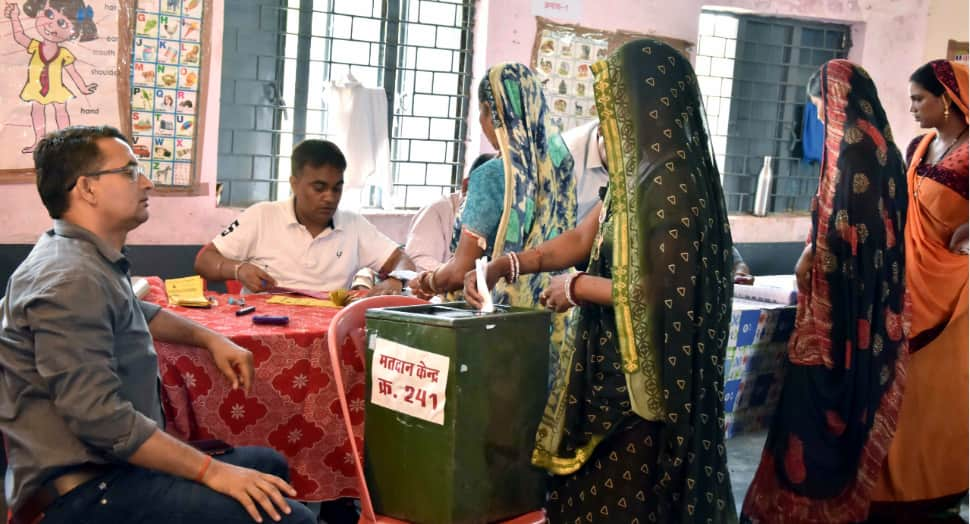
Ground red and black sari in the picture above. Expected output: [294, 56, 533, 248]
[741, 60, 909, 523]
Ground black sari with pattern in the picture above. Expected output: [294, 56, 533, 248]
[533, 39, 737, 524]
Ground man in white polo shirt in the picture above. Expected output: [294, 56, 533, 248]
[195, 139, 415, 294]
[562, 119, 608, 223]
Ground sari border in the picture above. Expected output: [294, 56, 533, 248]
[596, 63, 639, 376]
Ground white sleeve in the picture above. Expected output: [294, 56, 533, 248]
[211, 205, 261, 261]
[355, 214, 400, 272]
[404, 204, 448, 272]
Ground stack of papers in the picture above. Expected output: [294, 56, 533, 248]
[165, 276, 212, 307]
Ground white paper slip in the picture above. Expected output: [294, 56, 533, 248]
[475, 256, 495, 313]
[388, 269, 419, 282]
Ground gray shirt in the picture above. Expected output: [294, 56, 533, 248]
[0, 220, 163, 511]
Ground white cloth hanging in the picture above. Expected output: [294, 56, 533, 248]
[324, 73, 392, 208]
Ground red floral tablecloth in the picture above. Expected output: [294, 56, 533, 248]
[143, 277, 363, 502]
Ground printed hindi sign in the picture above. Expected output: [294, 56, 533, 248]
[531, 0, 582, 23]
[370, 337, 449, 426]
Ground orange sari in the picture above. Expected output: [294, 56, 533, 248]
[872, 60, 969, 504]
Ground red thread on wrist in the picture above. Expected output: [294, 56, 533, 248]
[195, 454, 213, 483]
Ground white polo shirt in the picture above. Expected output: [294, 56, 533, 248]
[212, 199, 399, 292]
[562, 120, 609, 221]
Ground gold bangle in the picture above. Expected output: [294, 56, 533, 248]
[428, 268, 440, 294]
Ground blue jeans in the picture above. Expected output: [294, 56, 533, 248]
[39, 446, 316, 524]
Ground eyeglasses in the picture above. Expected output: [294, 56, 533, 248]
[67, 164, 145, 190]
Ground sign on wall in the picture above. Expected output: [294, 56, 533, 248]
[0, 0, 130, 178]
[531, 0, 582, 23]
[129, 0, 206, 187]
[947, 39, 969, 64]
[531, 17, 694, 133]
[0, 0, 208, 189]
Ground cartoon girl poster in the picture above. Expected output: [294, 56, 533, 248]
[0, 0, 122, 165]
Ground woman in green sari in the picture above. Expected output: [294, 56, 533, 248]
[411, 62, 576, 351]
[466, 40, 737, 523]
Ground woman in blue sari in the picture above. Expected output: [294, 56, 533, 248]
[410, 62, 577, 349]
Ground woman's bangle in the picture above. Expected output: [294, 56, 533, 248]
[194, 454, 213, 483]
[428, 268, 440, 294]
[565, 272, 586, 307]
[507, 252, 520, 283]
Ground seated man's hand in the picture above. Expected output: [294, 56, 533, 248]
[237, 262, 277, 293]
[206, 336, 254, 393]
[367, 278, 404, 297]
[201, 459, 297, 523]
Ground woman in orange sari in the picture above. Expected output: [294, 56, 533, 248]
[870, 60, 969, 523]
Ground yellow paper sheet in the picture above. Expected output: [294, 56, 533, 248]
[165, 276, 211, 307]
[266, 295, 338, 308]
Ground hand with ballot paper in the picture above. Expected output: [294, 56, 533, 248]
[464, 203, 613, 312]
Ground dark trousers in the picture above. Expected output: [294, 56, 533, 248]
[39, 446, 316, 524]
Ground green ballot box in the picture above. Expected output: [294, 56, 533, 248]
[363, 302, 552, 524]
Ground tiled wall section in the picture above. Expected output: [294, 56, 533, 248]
[217, 0, 282, 204]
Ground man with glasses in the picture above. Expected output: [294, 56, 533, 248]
[0, 126, 316, 524]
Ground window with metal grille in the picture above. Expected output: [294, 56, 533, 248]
[695, 10, 850, 213]
[216, 0, 474, 209]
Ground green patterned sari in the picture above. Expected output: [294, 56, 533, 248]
[533, 39, 738, 523]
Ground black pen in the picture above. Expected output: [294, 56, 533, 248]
[235, 306, 256, 316]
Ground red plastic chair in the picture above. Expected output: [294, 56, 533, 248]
[225, 279, 243, 295]
[194, 243, 243, 294]
[326, 296, 545, 524]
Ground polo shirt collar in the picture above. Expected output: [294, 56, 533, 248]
[287, 197, 339, 232]
[52, 219, 130, 271]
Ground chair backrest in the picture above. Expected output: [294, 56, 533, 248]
[326, 296, 427, 523]
[225, 279, 243, 295]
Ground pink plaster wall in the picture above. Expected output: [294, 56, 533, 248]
[0, 0, 957, 246]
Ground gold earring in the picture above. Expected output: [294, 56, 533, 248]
[944, 103, 950, 121]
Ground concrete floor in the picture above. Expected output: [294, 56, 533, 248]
[726, 430, 767, 509]
[726, 431, 969, 521]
